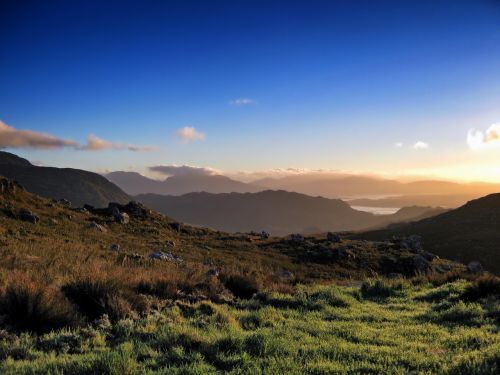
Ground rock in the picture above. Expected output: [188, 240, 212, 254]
[422, 252, 439, 261]
[291, 233, 305, 243]
[326, 232, 341, 243]
[58, 198, 71, 207]
[400, 235, 423, 252]
[109, 243, 121, 252]
[49, 218, 59, 225]
[108, 201, 150, 219]
[149, 251, 184, 264]
[260, 231, 270, 240]
[275, 270, 295, 283]
[89, 221, 107, 232]
[171, 222, 183, 232]
[19, 209, 39, 224]
[412, 254, 429, 273]
[204, 268, 220, 279]
[467, 261, 483, 274]
[75, 207, 89, 214]
[114, 212, 130, 224]
[165, 240, 175, 248]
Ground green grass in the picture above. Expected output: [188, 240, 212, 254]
[1, 280, 498, 374]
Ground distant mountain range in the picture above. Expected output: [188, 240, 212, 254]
[106, 171, 261, 196]
[0, 152, 129, 207]
[355, 193, 500, 274]
[136, 190, 444, 235]
[347, 194, 481, 208]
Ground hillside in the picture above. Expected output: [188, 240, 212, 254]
[348, 194, 480, 209]
[136, 190, 444, 235]
[355, 193, 500, 274]
[107, 171, 262, 195]
[0, 151, 129, 207]
[254, 174, 500, 200]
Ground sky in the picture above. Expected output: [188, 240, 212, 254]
[1, 0, 500, 182]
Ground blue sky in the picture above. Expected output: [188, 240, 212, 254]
[1, 0, 500, 181]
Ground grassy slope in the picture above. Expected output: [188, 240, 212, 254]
[1, 281, 499, 374]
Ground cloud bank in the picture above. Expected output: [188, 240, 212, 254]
[467, 123, 500, 150]
[0, 121, 155, 152]
[176, 126, 205, 143]
[0, 120, 78, 149]
[149, 164, 217, 177]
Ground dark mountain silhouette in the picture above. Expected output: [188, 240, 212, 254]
[136, 190, 443, 236]
[355, 193, 500, 274]
[254, 174, 500, 199]
[107, 171, 262, 195]
[0, 151, 129, 207]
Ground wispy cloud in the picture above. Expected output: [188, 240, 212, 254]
[80, 134, 156, 152]
[394, 142, 403, 148]
[230, 98, 256, 106]
[149, 164, 218, 177]
[0, 121, 156, 152]
[0, 120, 78, 149]
[176, 126, 205, 143]
[467, 123, 500, 150]
[413, 141, 429, 150]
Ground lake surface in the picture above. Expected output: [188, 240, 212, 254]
[351, 206, 400, 215]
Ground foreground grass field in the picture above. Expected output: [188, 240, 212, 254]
[1, 279, 499, 374]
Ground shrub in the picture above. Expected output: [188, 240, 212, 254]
[462, 275, 500, 301]
[432, 301, 484, 326]
[62, 278, 132, 322]
[221, 274, 260, 299]
[361, 278, 410, 299]
[0, 281, 76, 334]
[136, 279, 180, 300]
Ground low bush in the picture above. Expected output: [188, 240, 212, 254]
[462, 275, 500, 301]
[361, 278, 410, 299]
[0, 281, 76, 334]
[221, 274, 260, 299]
[62, 278, 132, 322]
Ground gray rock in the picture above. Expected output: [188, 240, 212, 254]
[412, 254, 429, 272]
[326, 232, 341, 243]
[149, 251, 184, 264]
[114, 212, 130, 224]
[58, 198, 71, 207]
[291, 233, 304, 243]
[467, 261, 483, 274]
[89, 221, 107, 232]
[260, 231, 270, 240]
[109, 243, 121, 252]
[19, 209, 39, 224]
[401, 235, 423, 252]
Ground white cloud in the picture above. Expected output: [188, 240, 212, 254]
[176, 126, 205, 143]
[413, 141, 429, 150]
[0, 120, 78, 149]
[467, 123, 500, 150]
[149, 164, 218, 177]
[230, 98, 256, 106]
[394, 142, 403, 148]
[81, 134, 156, 152]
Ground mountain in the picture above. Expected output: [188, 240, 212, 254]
[136, 190, 444, 235]
[348, 194, 481, 208]
[0, 151, 129, 207]
[254, 174, 500, 199]
[355, 193, 500, 274]
[107, 171, 262, 196]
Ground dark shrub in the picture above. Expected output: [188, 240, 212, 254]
[361, 278, 409, 299]
[221, 274, 260, 299]
[62, 279, 131, 322]
[0, 282, 76, 334]
[462, 275, 500, 301]
[136, 279, 180, 300]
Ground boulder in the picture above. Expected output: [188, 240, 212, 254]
[109, 243, 121, 252]
[467, 261, 483, 274]
[422, 251, 439, 261]
[291, 233, 304, 243]
[260, 231, 270, 240]
[19, 209, 39, 224]
[149, 251, 184, 264]
[58, 198, 71, 207]
[114, 212, 130, 224]
[326, 232, 341, 243]
[400, 235, 423, 252]
[89, 221, 107, 232]
[411, 254, 429, 273]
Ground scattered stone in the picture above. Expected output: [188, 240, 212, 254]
[109, 243, 121, 252]
[75, 207, 89, 214]
[291, 233, 305, 243]
[114, 212, 130, 224]
[275, 270, 295, 283]
[400, 235, 423, 252]
[89, 221, 107, 232]
[467, 261, 483, 274]
[412, 254, 429, 273]
[326, 232, 341, 243]
[58, 198, 71, 207]
[19, 209, 39, 224]
[422, 251, 439, 261]
[260, 231, 270, 240]
[149, 251, 184, 264]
